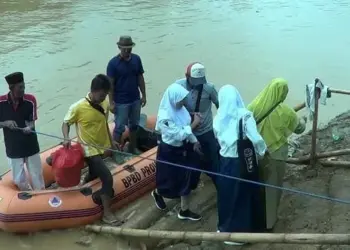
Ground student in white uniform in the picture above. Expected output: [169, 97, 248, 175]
[151, 83, 203, 221]
[213, 85, 267, 245]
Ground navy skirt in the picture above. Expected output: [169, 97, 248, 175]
[156, 142, 193, 199]
[217, 156, 266, 233]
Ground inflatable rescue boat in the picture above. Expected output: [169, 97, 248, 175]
[0, 114, 158, 233]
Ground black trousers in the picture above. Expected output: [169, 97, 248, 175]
[189, 130, 219, 189]
[84, 155, 114, 198]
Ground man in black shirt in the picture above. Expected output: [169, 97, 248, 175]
[0, 72, 44, 191]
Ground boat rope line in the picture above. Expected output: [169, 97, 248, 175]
[11, 128, 350, 205]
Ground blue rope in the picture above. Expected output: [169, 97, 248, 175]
[20, 129, 350, 205]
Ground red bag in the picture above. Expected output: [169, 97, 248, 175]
[51, 144, 85, 188]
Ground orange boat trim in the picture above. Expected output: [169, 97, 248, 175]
[0, 175, 155, 222]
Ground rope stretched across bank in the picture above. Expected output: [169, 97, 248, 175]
[9, 128, 350, 205]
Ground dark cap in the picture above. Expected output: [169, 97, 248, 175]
[116, 36, 135, 48]
[5, 72, 24, 85]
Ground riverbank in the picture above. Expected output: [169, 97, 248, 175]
[78, 110, 350, 250]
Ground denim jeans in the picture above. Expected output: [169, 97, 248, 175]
[113, 99, 141, 140]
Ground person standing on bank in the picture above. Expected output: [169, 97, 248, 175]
[213, 85, 267, 245]
[62, 74, 121, 225]
[176, 62, 219, 188]
[151, 84, 202, 221]
[247, 78, 307, 231]
[107, 36, 146, 154]
[0, 72, 45, 191]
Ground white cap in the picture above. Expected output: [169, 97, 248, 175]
[186, 62, 206, 86]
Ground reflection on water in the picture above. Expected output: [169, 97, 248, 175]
[1, 0, 350, 248]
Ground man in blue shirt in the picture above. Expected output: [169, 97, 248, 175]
[107, 36, 146, 154]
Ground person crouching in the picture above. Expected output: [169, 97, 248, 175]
[151, 84, 202, 221]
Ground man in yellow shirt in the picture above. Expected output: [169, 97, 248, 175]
[62, 74, 120, 225]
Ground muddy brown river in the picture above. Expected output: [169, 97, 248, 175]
[1, 0, 350, 248]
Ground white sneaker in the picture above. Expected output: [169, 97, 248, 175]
[224, 241, 245, 246]
[217, 231, 245, 246]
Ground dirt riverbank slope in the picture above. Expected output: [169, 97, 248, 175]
[82, 111, 350, 250]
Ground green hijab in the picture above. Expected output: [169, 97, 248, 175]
[247, 78, 299, 153]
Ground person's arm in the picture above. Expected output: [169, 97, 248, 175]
[188, 133, 198, 144]
[158, 120, 197, 143]
[62, 103, 78, 140]
[138, 56, 146, 101]
[183, 94, 193, 112]
[294, 116, 307, 134]
[0, 108, 5, 128]
[62, 122, 70, 140]
[245, 114, 267, 157]
[139, 75, 146, 99]
[106, 60, 116, 107]
[284, 106, 303, 134]
[210, 85, 219, 109]
[104, 100, 114, 146]
[108, 81, 115, 108]
[25, 121, 35, 130]
[24, 94, 38, 129]
[0, 121, 17, 129]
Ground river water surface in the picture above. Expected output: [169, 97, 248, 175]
[1, 0, 350, 248]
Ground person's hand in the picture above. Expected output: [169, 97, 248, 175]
[192, 113, 201, 128]
[3, 120, 17, 129]
[141, 95, 147, 107]
[259, 153, 270, 166]
[109, 102, 116, 114]
[193, 141, 203, 155]
[111, 141, 121, 151]
[62, 139, 71, 149]
[22, 126, 32, 134]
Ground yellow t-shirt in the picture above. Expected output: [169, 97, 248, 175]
[64, 94, 111, 157]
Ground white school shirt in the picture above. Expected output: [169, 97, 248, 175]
[157, 120, 197, 147]
[214, 115, 266, 158]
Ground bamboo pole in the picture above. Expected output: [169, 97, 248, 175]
[85, 225, 350, 245]
[320, 160, 350, 167]
[286, 149, 350, 164]
[310, 79, 320, 167]
[330, 88, 350, 95]
[294, 102, 306, 112]
[292, 88, 350, 113]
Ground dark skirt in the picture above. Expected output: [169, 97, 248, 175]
[155, 142, 192, 199]
[189, 130, 219, 189]
[217, 156, 266, 233]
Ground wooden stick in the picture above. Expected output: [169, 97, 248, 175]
[310, 80, 320, 167]
[286, 149, 350, 164]
[85, 225, 350, 245]
[320, 160, 350, 167]
[294, 102, 306, 112]
[292, 88, 350, 113]
[330, 88, 350, 95]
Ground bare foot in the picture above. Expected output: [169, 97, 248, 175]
[102, 213, 123, 226]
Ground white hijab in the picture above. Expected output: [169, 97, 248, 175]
[213, 84, 251, 146]
[155, 84, 191, 131]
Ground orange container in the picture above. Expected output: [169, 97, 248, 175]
[0, 114, 157, 233]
